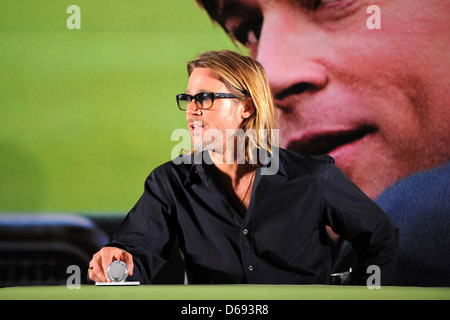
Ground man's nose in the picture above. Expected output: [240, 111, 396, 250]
[186, 99, 202, 116]
[255, 8, 329, 101]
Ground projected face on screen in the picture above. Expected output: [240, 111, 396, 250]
[197, 0, 450, 199]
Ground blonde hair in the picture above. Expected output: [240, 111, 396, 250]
[187, 50, 277, 164]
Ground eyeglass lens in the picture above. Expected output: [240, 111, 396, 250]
[177, 93, 213, 110]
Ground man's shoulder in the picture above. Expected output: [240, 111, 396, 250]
[149, 154, 193, 180]
[272, 147, 335, 178]
[278, 147, 335, 165]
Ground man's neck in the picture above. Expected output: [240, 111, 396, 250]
[208, 150, 256, 213]
[209, 150, 254, 185]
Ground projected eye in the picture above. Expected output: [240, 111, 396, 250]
[309, 0, 346, 10]
[307, 0, 361, 17]
[232, 18, 262, 48]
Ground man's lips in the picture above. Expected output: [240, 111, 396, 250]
[188, 119, 207, 132]
[286, 125, 377, 155]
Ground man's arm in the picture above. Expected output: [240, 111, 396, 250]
[89, 169, 177, 284]
[323, 162, 399, 285]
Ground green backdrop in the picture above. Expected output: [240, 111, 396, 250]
[0, 1, 243, 212]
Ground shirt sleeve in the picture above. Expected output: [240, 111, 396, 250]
[105, 169, 177, 284]
[322, 161, 399, 285]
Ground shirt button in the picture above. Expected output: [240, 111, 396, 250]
[242, 228, 248, 235]
[248, 265, 254, 272]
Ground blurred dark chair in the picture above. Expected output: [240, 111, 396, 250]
[0, 214, 109, 287]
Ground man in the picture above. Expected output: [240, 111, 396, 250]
[195, 0, 450, 286]
[89, 50, 398, 285]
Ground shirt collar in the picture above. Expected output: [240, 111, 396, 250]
[259, 146, 287, 178]
[183, 148, 287, 186]
[183, 151, 210, 186]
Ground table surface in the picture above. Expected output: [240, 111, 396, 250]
[1, 285, 449, 300]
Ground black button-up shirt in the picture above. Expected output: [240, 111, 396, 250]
[107, 148, 398, 285]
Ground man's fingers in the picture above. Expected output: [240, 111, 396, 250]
[121, 252, 134, 276]
[90, 269, 106, 282]
[89, 253, 102, 282]
[89, 249, 110, 282]
[88, 262, 107, 282]
[88, 247, 134, 282]
[101, 250, 113, 282]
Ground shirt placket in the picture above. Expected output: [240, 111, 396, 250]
[239, 172, 263, 283]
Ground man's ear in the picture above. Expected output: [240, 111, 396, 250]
[241, 98, 255, 119]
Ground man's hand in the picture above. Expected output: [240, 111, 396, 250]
[88, 247, 134, 282]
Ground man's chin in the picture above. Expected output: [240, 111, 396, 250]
[192, 142, 214, 153]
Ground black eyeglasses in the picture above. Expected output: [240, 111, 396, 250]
[176, 92, 238, 111]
